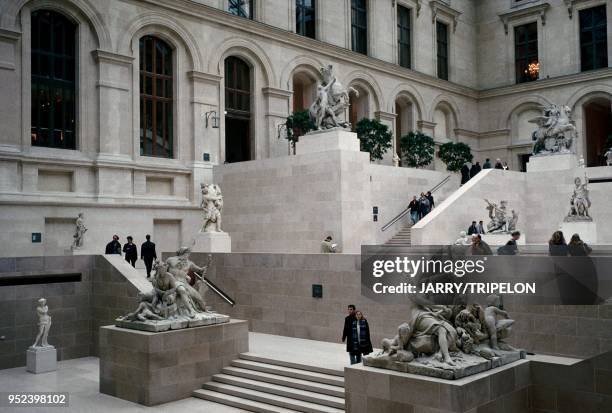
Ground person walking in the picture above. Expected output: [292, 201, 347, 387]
[408, 196, 419, 224]
[418, 193, 430, 219]
[347, 310, 373, 365]
[341, 304, 357, 363]
[105, 235, 121, 255]
[426, 191, 435, 210]
[123, 236, 138, 267]
[141, 234, 157, 278]
[494, 158, 503, 169]
[470, 161, 481, 178]
[477, 220, 486, 234]
[483, 158, 492, 169]
[460, 163, 471, 185]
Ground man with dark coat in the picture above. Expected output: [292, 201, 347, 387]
[141, 234, 157, 278]
[498, 231, 520, 255]
[123, 236, 138, 267]
[483, 158, 492, 169]
[105, 235, 121, 255]
[426, 191, 435, 210]
[467, 221, 479, 235]
[470, 162, 481, 178]
[341, 304, 356, 362]
[494, 158, 504, 169]
[460, 163, 470, 185]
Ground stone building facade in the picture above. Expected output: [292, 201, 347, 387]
[0, 0, 610, 256]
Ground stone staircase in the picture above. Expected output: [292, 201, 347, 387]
[193, 353, 345, 413]
[384, 222, 413, 246]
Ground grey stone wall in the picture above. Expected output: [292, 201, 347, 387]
[0, 255, 142, 369]
[202, 252, 612, 360]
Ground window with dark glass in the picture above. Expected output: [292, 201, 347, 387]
[296, 0, 315, 39]
[397, 5, 411, 69]
[229, 0, 254, 19]
[139, 36, 173, 158]
[31, 10, 76, 149]
[436, 21, 449, 80]
[580, 5, 608, 72]
[514, 22, 539, 83]
[225, 56, 251, 116]
[351, 0, 367, 55]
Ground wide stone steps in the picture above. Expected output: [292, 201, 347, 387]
[385, 223, 412, 246]
[193, 353, 345, 413]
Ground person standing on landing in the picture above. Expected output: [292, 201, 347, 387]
[123, 236, 138, 267]
[342, 304, 356, 363]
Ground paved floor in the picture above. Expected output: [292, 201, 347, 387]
[0, 332, 352, 413]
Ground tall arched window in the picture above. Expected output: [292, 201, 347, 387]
[224, 56, 251, 163]
[31, 10, 77, 149]
[140, 36, 173, 158]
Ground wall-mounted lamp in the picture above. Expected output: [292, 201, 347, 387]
[204, 110, 220, 129]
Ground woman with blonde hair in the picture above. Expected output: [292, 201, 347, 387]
[347, 310, 373, 365]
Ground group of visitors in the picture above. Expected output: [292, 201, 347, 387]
[104, 234, 158, 277]
[341, 304, 373, 365]
[460, 158, 509, 185]
[549, 231, 592, 256]
[467, 220, 486, 235]
[408, 191, 435, 224]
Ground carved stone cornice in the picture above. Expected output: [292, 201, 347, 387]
[262, 87, 292, 99]
[563, 0, 599, 19]
[92, 50, 134, 66]
[498, 3, 550, 35]
[0, 28, 20, 42]
[375, 111, 397, 122]
[430, 0, 462, 32]
[394, 0, 421, 17]
[188, 71, 222, 84]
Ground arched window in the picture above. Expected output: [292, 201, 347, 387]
[139, 36, 173, 158]
[225, 56, 252, 163]
[31, 10, 77, 149]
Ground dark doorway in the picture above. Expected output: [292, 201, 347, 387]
[584, 99, 611, 167]
[518, 153, 531, 172]
[224, 56, 251, 163]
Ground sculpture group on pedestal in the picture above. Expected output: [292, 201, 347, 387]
[484, 199, 518, 233]
[201, 184, 224, 232]
[364, 295, 522, 379]
[71, 213, 87, 250]
[308, 65, 357, 130]
[529, 104, 577, 156]
[565, 174, 592, 222]
[117, 248, 229, 331]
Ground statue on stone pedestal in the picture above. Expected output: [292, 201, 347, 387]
[31, 298, 52, 348]
[200, 184, 224, 232]
[565, 175, 592, 222]
[454, 230, 471, 246]
[507, 210, 519, 232]
[484, 199, 514, 233]
[308, 65, 357, 130]
[393, 153, 400, 167]
[71, 213, 87, 250]
[530, 104, 577, 156]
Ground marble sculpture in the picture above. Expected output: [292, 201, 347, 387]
[484, 199, 517, 233]
[201, 183, 224, 232]
[71, 212, 87, 250]
[308, 65, 357, 130]
[31, 298, 52, 348]
[565, 174, 592, 222]
[364, 295, 523, 379]
[530, 104, 577, 156]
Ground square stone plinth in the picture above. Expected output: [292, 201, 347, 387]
[527, 153, 578, 172]
[482, 233, 527, 246]
[296, 128, 361, 155]
[345, 360, 531, 413]
[99, 319, 248, 406]
[26, 346, 57, 374]
[192, 231, 232, 253]
[560, 220, 597, 244]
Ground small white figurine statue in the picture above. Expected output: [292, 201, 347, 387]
[604, 147, 612, 166]
[71, 212, 87, 250]
[200, 184, 224, 232]
[32, 298, 52, 348]
[393, 153, 400, 167]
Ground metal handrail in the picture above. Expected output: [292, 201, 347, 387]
[380, 174, 452, 232]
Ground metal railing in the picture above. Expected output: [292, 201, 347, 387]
[381, 174, 452, 232]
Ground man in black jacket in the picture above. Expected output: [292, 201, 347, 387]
[470, 162, 481, 178]
[341, 304, 356, 362]
[467, 221, 479, 235]
[460, 163, 470, 185]
[141, 234, 157, 278]
[123, 236, 138, 267]
[105, 235, 121, 255]
[498, 231, 520, 255]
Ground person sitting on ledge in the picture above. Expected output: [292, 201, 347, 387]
[321, 236, 337, 253]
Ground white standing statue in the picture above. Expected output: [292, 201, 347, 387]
[565, 174, 592, 222]
[308, 65, 358, 130]
[71, 212, 87, 250]
[32, 298, 52, 348]
[200, 184, 224, 232]
[604, 147, 612, 166]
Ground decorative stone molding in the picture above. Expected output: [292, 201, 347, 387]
[262, 87, 293, 99]
[430, 0, 462, 32]
[498, 3, 550, 35]
[417, 120, 437, 129]
[394, 0, 421, 17]
[375, 111, 397, 122]
[91, 50, 134, 67]
[563, 0, 597, 19]
[188, 71, 223, 84]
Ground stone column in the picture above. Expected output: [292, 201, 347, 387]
[263, 87, 292, 158]
[375, 110, 397, 165]
[92, 50, 133, 160]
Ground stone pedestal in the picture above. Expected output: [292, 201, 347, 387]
[527, 153, 578, 172]
[99, 319, 248, 406]
[192, 231, 231, 253]
[560, 220, 597, 244]
[26, 346, 57, 373]
[296, 128, 360, 155]
[482, 233, 527, 246]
